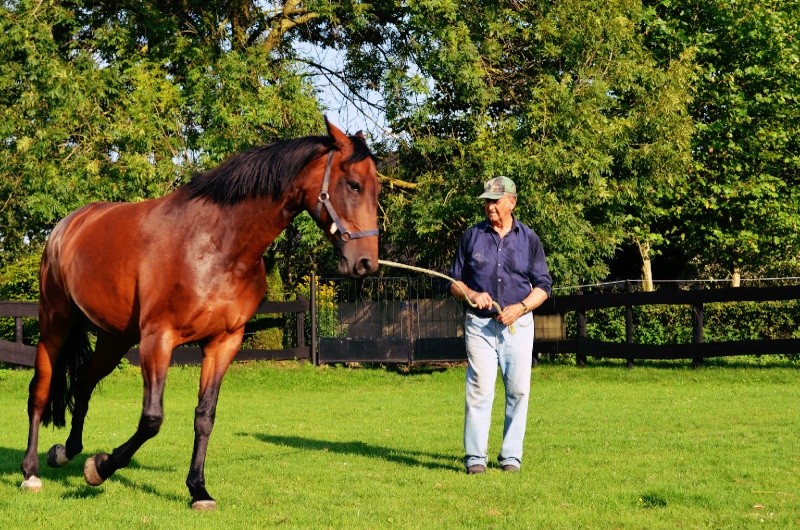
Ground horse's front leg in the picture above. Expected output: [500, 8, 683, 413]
[83, 334, 173, 486]
[186, 329, 244, 511]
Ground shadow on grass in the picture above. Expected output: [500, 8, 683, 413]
[0, 445, 184, 503]
[241, 433, 459, 472]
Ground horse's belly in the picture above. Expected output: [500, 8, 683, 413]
[68, 265, 139, 335]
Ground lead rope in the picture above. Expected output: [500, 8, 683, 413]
[378, 259, 514, 334]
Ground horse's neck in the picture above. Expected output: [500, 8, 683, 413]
[226, 199, 295, 253]
[167, 193, 294, 265]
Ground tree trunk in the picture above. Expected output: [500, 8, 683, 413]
[637, 240, 654, 292]
[731, 265, 741, 287]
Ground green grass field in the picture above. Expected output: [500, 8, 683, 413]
[0, 360, 798, 528]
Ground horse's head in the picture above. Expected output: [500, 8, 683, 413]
[308, 118, 380, 277]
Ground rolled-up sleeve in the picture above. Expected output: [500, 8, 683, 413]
[449, 230, 469, 281]
[528, 233, 552, 297]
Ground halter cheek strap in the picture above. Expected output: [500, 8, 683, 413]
[315, 151, 380, 242]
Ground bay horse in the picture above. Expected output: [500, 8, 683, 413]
[20, 118, 380, 510]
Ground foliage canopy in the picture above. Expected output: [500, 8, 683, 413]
[1, 0, 799, 297]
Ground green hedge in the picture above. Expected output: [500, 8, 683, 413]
[0, 252, 40, 345]
[565, 300, 800, 359]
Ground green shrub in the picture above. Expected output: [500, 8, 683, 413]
[704, 300, 800, 342]
[294, 275, 346, 341]
[0, 252, 41, 344]
[0, 252, 40, 301]
[242, 261, 285, 350]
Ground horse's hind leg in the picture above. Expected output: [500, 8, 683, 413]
[21, 340, 64, 491]
[83, 332, 174, 487]
[20, 312, 74, 491]
[48, 332, 133, 468]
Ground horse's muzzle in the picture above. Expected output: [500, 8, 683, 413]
[340, 255, 378, 277]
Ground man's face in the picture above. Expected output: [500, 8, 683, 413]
[484, 194, 516, 224]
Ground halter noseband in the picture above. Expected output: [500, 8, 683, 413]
[315, 151, 380, 243]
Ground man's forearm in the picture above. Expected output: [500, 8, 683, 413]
[520, 287, 549, 313]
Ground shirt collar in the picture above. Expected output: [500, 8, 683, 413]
[480, 217, 520, 234]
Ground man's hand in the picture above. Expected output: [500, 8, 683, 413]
[496, 303, 525, 327]
[470, 292, 495, 311]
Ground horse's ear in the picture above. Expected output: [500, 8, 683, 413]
[324, 116, 352, 156]
[354, 130, 365, 140]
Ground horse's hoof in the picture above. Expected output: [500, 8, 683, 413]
[20, 476, 43, 492]
[47, 444, 70, 468]
[83, 454, 108, 486]
[191, 499, 218, 511]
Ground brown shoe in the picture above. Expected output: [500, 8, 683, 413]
[466, 464, 486, 475]
[501, 464, 520, 473]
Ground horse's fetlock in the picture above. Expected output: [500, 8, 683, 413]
[194, 415, 214, 437]
[139, 413, 163, 437]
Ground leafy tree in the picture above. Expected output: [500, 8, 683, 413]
[0, 0, 323, 290]
[644, 0, 800, 282]
[5, 0, 798, 299]
[295, 0, 694, 287]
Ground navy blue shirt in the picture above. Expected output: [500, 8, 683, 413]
[449, 218, 552, 317]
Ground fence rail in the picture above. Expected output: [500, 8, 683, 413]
[0, 299, 311, 367]
[315, 277, 464, 364]
[532, 284, 800, 366]
[3, 282, 799, 368]
[316, 278, 800, 366]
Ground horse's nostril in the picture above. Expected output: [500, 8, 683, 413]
[358, 257, 374, 275]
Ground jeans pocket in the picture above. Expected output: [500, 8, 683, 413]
[515, 312, 534, 328]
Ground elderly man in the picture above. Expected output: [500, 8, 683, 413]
[449, 176, 552, 474]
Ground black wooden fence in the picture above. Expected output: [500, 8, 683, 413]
[0, 298, 312, 367]
[3, 282, 799, 368]
[533, 284, 800, 367]
[314, 278, 800, 366]
[0, 301, 38, 367]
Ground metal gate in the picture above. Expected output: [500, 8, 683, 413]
[315, 277, 467, 364]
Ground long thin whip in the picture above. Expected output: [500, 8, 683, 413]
[377, 259, 513, 332]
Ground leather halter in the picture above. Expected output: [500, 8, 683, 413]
[315, 151, 380, 242]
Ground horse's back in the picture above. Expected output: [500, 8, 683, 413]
[41, 192, 265, 342]
[43, 199, 165, 336]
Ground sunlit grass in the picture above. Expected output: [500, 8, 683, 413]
[1, 360, 798, 528]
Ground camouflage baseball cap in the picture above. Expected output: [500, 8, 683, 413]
[478, 176, 516, 199]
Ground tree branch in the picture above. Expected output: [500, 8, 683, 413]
[262, 0, 319, 54]
[378, 172, 417, 191]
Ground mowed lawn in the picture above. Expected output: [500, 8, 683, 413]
[0, 360, 798, 528]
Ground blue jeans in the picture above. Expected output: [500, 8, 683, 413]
[463, 311, 534, 469]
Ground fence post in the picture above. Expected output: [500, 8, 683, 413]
[15, 316, 23, 344]
[692, 302, 704, 368]
[310, 272, 318, 365]
[576, 290, 587, 368]
[296, 295, 306, 350]
[625, 281, 634, 369]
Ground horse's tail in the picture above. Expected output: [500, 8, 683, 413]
[41, 318, 93, 428]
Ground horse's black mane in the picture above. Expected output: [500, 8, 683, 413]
[185, 133, 374, 206]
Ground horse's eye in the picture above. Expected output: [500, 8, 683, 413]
[347, 180, 361, 193]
